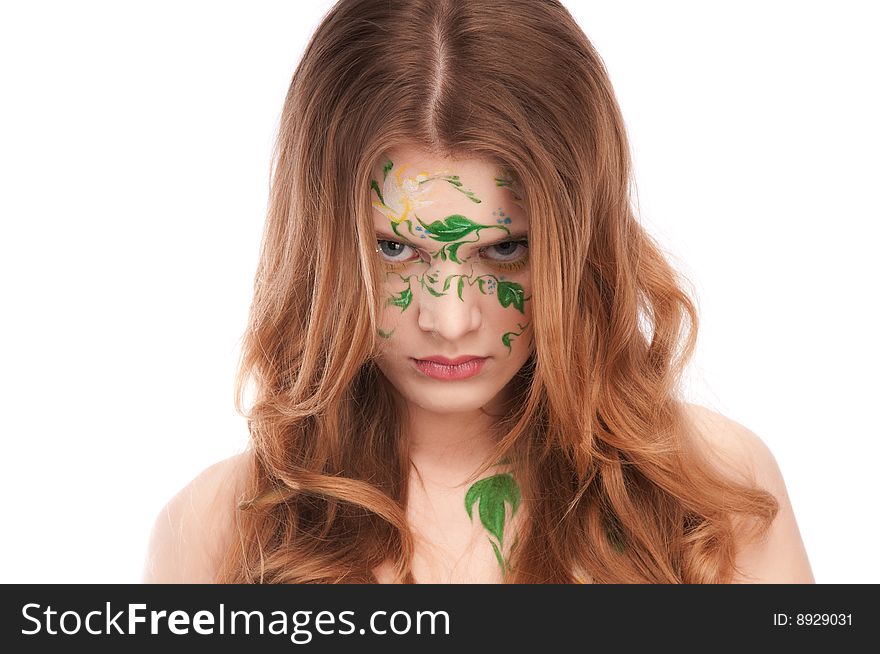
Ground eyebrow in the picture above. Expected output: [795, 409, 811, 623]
[375, 228, 529, 245]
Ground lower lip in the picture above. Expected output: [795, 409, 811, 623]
[412, 357, 487, 381]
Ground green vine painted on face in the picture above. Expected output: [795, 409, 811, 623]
[501, 322, 530, 354]
[384, 268, 532, 336]
[372, 158, 531, 352]
[464, 472, 521, 575]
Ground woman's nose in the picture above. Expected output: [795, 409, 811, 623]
[416, 266, 482, 340]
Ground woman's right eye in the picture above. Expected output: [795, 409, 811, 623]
[377, 239, 421, 266]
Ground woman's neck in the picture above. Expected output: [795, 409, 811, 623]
[405, 406, 502, 487]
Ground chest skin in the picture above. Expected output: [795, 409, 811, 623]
[372, 471, 523, 583]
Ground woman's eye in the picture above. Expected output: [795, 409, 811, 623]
[377, 239, 420, 265]
[480, 240, 529, 263]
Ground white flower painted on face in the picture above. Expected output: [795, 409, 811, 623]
[372, 163, 439, 224]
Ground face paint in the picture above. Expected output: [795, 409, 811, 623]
[494, 167, 526, 212]
[371, 159, 484, 240]
[371, 159, 532, 351]
[368, 145, 534, 436]
[501, 321, 530, 355]
[464, 470, 521, 574]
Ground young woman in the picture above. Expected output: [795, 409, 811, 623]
[143, 0, 813, 584]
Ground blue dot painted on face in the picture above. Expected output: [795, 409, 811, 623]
[416, 225, 423, 231]
[420, 234, 426, 239]
[504, 217, 512, 224]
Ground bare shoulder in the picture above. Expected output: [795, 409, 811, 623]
[682, 402, 765, 483]
[682, 402, 815, 583]
[142, 451, 253, 583]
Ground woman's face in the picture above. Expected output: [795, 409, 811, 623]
[369, 144, 533, 415]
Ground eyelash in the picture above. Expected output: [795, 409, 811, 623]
[376, 239, 530, 272]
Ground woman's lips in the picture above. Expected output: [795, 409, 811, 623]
[418, 354, 484, 365]
[411, 356, 488, 381]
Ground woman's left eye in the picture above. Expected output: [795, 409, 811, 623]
[480, 240, 529, 263]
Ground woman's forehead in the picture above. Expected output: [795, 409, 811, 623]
[372, 145, 520, 185]
[370, 147, 528, 228]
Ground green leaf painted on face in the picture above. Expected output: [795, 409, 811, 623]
[501, 322, 529, 354]
[442, 175, 482, 203]
[417, 215, 483, 242]
[377, 327, 395, 339]
[419, 274, 445, 297]
[370, 179, 384, 206]
[388, 287, 412, 311]
[446, 241, 466, 263]
[423, 284, 445, 297]
[496, 281, 525, 313]
[464, 473, 521, 547]
[382, 159, 393, 179]
[457, 277, 465, 301]
[389, 219, 418, 240]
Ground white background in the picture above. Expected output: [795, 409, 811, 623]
[1, 1, 876, 583]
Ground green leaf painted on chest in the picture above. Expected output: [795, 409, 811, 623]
[464, 473, 521, 546]
[417, 215, 482, 242]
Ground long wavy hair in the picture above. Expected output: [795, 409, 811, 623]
[216, 0, 778, 583]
